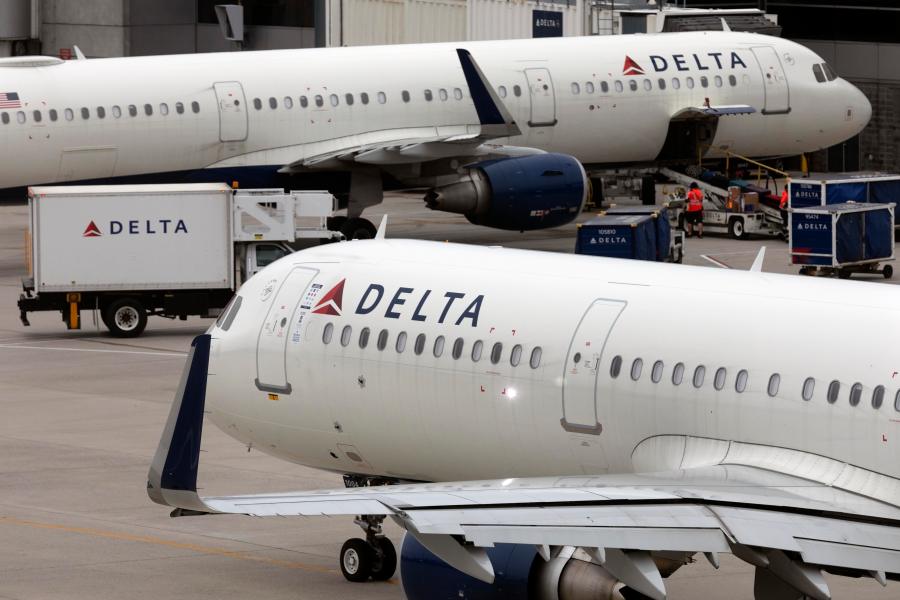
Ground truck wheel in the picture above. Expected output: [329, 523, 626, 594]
[341, 217, 377, 240]
[728, 218, 746, 240]
[104, 298, 147, 337]
[884, 264, 894, 279]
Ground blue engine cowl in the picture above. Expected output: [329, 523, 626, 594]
[423, 153, 588, 231]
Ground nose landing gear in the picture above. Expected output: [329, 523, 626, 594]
[339, 514, 397, 582]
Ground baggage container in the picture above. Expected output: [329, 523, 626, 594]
[604, 204, 681, 262]
[575, 214, 656, 261]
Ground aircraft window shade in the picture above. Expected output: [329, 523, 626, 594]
[111, 105, 121, 118]
[452, 337, 464, 360]
[693, 365, 706, 388]
[571, 82, 580, 95]
[160, 103, 169, 116]
[651, 360, 664, 383]
[284, 96, 293, 109]
[642, 79, 651, 91]
[80, 107, 90, 119]
[340, 325, 352, 347]
[735, 369, 748, 393]
[300, 96, 309, 108]
[672, 362, 685, 385]
[360, 92, 369, 105]
[895, 389, 900, 412]
[345, 93, 354, 106]
[714, 367, 726, 391]
[827, 380, 840, 404]
[686, 77, 695, 89]
[414, 333, 426, 355]
[630, 358, 643, 381]
[614, 81, 623, 93]
[144, 104, 153, 116]
[453, 88, 463, 100]
[32, 110, 41, 123]
[600, 81, 609, 93]
[401, 90, 410, 103]
[510, 344, 522, 367]
[396, 331, 407, 353]
[728, 75, 737, 86]
[529, 347, 542, 369]
[715, 75, 723, 88]
[220, 295, 242, 331]
[128, 105, 137, 117]
[1, 112, 8, 124]
[872, 385, 885, 410]
[671, 78, 681, 90]
[253, 98, 262, 110]
[513, 84, 522, 97]
[433, 335, 445, 357]
[268, 97, 278, 109]
[700, 76, 709, 88]
[802, 377, 815, 401]
[849, 383, 863, 407]
[628, 80, 638, 92]
[377, 91, 387, 104]
[767, 373, 780, 397]
[96, 107, 106, 119]
[585, 82, 595, 94]
[658, 78, 666, 90]
[359, 327, 370, 348]
[822, 63, 837, 81]
[65, 108, 74, 121]
[377, 329, 389, 351]
[322, 322, 334, 344]
[490, 342, 503, 365]
[16, 111, 24, 124]
[425, 89, 434, 101]
[610, 355, 622, 378]
[191, 101, 200, 113]
[329, 94, 338, 107]
[471, 340, 483, 362]
[315, 95, 324, 107]
[438, 88, 448, 101]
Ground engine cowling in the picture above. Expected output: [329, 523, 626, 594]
[424, 153, 588, 231]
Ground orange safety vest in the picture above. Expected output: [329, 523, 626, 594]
[780, 189, 789, 209]
[686, 188, 704, 212]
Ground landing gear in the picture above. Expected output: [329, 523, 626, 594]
[339, 514, 397, 582]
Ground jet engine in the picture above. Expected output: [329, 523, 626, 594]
[424, 153, 588, 231]
[399, 534, 688, 600]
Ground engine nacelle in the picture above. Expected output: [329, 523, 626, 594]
[400, 534, 639, 600]
[424, 153, 588, 231]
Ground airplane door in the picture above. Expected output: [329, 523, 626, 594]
[255, 267, 318, 393]
[213, 81, 249, 142]
[524, 68, 557, 127]
[561, 299, 626, 434]
[751, 47, 790, 115]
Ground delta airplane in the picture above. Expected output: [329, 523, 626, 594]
[0, 30, 870, 236]
[149, 231, 900, 600]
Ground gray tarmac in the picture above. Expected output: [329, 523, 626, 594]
[0, 195, 897, 600]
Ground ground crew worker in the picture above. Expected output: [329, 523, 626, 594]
[685, 182, 704, 238]
[779, 180, 791, 239]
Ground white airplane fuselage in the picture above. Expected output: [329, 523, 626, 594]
[0, 32, 870, 190]
[206, 240, 900, 506]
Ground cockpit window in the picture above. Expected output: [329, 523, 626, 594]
[822, 62, 837, 81]
[812, 64, 826, 83]
[218, 295, 243, 331]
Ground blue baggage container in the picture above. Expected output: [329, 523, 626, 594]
[789, 173, 900, 226]
[790, 202, 895, 271]
[604, 205, 672, 262]
[576, 214, 656, 261]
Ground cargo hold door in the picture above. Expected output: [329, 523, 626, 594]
[751, 47, 790, 115]
[524, 68, 557, 127]
[213, 81, 249, 142]
[561, 299, 626, 434]
[255, 267, 318, 394]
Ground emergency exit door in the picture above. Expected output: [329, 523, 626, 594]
[561, 299, 626, 434]
[751, 47, 790, 115]
[524, 68, 557, 127]
[255, 267, 318, 393]
[213, 81, 249, 142]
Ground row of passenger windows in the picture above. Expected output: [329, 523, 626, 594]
[571, 74, 738, 96]
[252, 87, 469, 111]
[322, 322, 542, 369]
[1, 101, 201, 125]
[609, 355, 900, 411]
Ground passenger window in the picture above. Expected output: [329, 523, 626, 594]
[191, 101, 200, 113]
[658, 78, 666, 90]
[128, 105, 137, 117]
[340, 325, 352, 347]
[96, 106, 105, 119]
[49, 109, 58, 121]
[81, 107, 90, 119]
[360, 92, 369, 104]
[767, 373, 780, 397]
[802, 377, 815, 401]
[414, 333, 426, 355]
[827, 380, 840, 404]
[315, 95, 323, 107]
[651, 360, 663, 383]
[377, 91, 387, 104]
[159, 103, 169, 116]
[1, 112, 9, 124]
[672, 362, 685, 385]
[513, 85, 522, 97]
[322, 322, 334, 344]
[33, 110, 42, 122]
[735, 369, 748, 393]
[614, 80, 623, 93]
[111, 105, 121, 118]
[714, 367, 726, 391]
[220, 295, 242, 331]
[433, 335, 445, 357]
[471, 340, 483, 362]
[714, 75, 723, 87]
[643, 79, 651, 91]
[329, 94, 338, 107]
[452, 337, 464, 359]
[300, 96, 308, 108]
[700, 76, 709, 88]
[585, 82, 594, 94]
[438, 88, 448, 101]
[610, 355, 623, 378]
[693, 365, 705, 388]
[284, 96, 293, 109]
[16, 111, 25, 124]
[728, 75, 737, 86]
[849, 383, 863, 407]
[424, 89, 433, 101]
[630, 358, 643, 381]
[510, 344, 522, 367]
[672, 78, 681, 90]
[269, 97, 278, 109]
[571, 82, 580, 95]
[686, 77, 695, 89]
[530, 347, 542, 369]
[359, 327, 370, 348]
[65, 108, 75, 121]
[377, 329, 389, 351]
[144, 104, 153, 116]
[401, 90, 410, 103]
[396, 331, 407, 353]
[873, 385, 885, 409]
[600, 81, 609, 93]
[172, 102, 182, 115]
[895, 389, 900, 412]
[453, 88, 463, 100]
[253, 98, 262, 110]
[345, 93, 353, 106]
[628, 80, 638, 92]
[490, 342, 503, 365]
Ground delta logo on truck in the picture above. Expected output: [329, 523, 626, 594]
[82, 218, 189, 237]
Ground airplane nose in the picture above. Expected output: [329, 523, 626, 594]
[857, 87, 872, 129]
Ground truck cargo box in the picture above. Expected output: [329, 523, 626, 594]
[575, 214, 656, 261]
[28, 183, 234, 292]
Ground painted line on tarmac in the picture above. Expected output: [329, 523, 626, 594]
[0, 344, 186, 357]
[700, 254, 732, 269]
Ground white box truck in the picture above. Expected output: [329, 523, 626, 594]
[18, 183, 340, 337]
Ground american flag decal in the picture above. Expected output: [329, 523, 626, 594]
[0, 92, 22, 109]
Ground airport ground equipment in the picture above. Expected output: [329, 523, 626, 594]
[18, 183, 341, 337]
[789, 173, 900, 231]
[603, 204, 684, 263]
[790, 202, 894, 279]
[575, 214, 657, 261]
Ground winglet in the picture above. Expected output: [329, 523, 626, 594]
[147, 334, 212, 513]
[375, 215, 388, 239]
[721, 18, 732, 32]
[73, 45, 86, 60]
[750, 246, 766, 272]
[456, 49, 521, 138]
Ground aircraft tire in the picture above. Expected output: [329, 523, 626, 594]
[340, 538, 374, 582]
[341, 217, 377, 240]
[104, 298, 147, 338]
[370, 537, 397, 581]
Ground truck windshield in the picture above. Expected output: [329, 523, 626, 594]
[256, 245, 289, 268]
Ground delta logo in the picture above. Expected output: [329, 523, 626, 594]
[81, 218, 189, 238]
[83, 220, 102, 237]
[312, 278, 345, 316]
[623, 56, 644, 76]
[622, 51, 749, 76]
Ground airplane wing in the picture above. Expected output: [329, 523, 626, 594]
[148, 335, 900, 599]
